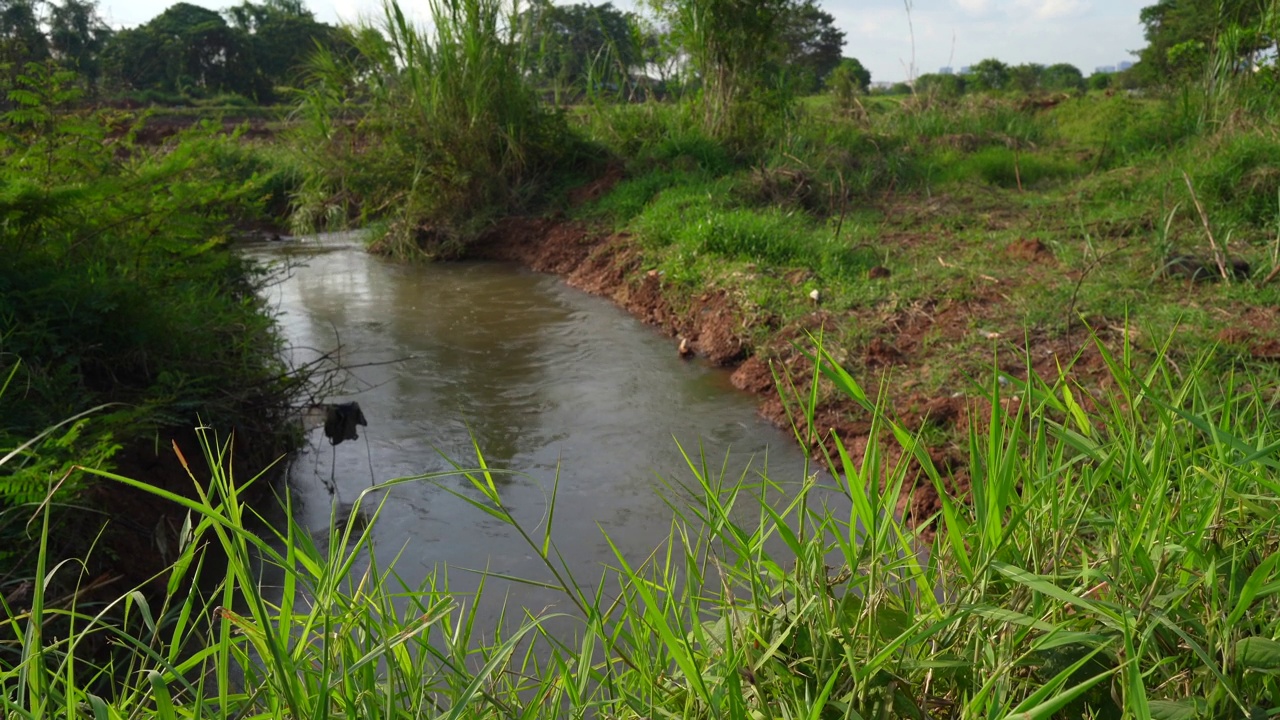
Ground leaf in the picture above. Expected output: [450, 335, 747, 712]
[147, 670, 176, 720]
[1149, 699, 1206, 720]
[1236, 637, 1280, 671]
[1227, 552, 1280, 627]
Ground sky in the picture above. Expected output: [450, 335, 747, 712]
[97, 0, 1153, 84]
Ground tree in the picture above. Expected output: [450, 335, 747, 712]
[102, 3, 260, 98]
[826, 57, 868, 92]
[780, 0, 844, 92]
[48, 0, 112, 85]
[1008, 63, 1043, 92]
[0, 0, 47, 69]
[651, 0, 793, 135]
[1041, 63, 1084, 91]
[825, 56, 867, 112]
[968, 58, 1010, 91]
[1136, 0, 1268, 82]
[518, 0, 641, 101]
[915, 72, 965, 97]
[226, 0, 339, 93]
[1087, 71, 1113, 91]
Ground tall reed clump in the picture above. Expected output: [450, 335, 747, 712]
[290, 0, 579, 257]
[650, 0, 796, 144]
[7, 337, 1280, 718]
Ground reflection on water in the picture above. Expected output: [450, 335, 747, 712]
[242, 233, 826, 627]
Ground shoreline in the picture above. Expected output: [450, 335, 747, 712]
[467, 213, 970, 528]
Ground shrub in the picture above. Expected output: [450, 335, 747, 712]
[1193, 131, 1280, 227]
[290, 0, 582, 256]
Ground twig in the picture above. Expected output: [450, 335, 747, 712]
[1013, 146, 1023, 193]
[1181, 171, 1228, 280]
[832, 168, 848, 241]
[1065, 241, 1132, 336]
[1265, 188, 1280, 286]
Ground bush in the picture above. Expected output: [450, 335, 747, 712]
[1193, 131, 1280, 227]
[290, 0, 585, 255]
[0, 66, 299, 508]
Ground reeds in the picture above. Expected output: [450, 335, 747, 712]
[290, 0, 571, 256]
[6, 336, 1280, 717]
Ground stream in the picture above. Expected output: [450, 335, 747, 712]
[241, 232, 829, 633]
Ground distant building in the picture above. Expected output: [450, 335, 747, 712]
[959, 66, 972, 74]
[1095, 65, 1116, 74]
[1117, 61, 1134, 71]
[939, 66, 953, 75]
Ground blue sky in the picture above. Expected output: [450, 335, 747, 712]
[98, 0, 1152, 83]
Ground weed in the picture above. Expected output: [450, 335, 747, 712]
[9, 340, 1280, 718]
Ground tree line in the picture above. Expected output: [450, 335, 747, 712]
[517, 0, 859, 102]
[0, 0, 866, 105]
[0, 0, 345, 103]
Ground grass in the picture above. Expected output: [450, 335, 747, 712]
[553, 89, 1280, 407]
[6, 339, 1280, 718]
[289, 0, 583, 256]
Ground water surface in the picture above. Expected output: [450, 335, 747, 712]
[243, 233, 824, 627]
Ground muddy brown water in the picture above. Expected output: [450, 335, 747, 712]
[242, 232, 838, 635]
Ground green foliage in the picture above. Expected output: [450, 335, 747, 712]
[825, 56, 870, 113]
[0, 63, 298, 508]
[1191, 130, 1280, 226]
[1137, 0, 1270, 82]
[650, 0, 795, 138]
[102, 3, 265, 99]
[915, 71, 965, 98]
[47, 0, 112, 85]
[100, 0, 340, 102]
[291, 0, 578, 255]
[939, 145, 1083, 188]
[1041, 63, 1086, 91]
[0, 0, 48, 74]
[1087, 70, 1114, 90]
[626, 172, 875, 284]
[517, 0, 642, 103]
[226, 0, 341, 94]
[969, 57, 1011, 91]
[1009, 62, 1045, 92]
[779, 0, 846, 92]
[11, 340, 1280, 719]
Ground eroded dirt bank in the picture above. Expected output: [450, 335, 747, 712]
[468, 208, 1144, 529]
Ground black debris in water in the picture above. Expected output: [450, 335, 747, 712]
[324, 402, 368, 446]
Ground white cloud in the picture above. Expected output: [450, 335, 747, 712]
[1019, 0, 1092, 20]
[955, 0, 994, 14]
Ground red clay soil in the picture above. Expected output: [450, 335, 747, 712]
[1006, 238, 1055, 263]
[470, 176, 1127, 531]
[468, 216, 986, 530]
[1217, 306, 1280, 360]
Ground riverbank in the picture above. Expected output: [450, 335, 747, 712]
[0, 81, 311, 661]
[464, 117, 1280, 527]
[12, 92, 1280, 720]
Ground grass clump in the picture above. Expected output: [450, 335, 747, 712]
[0, 64, 307, 628]
[1191, 130, 1280, 227]
[291, 0, 585, 256]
